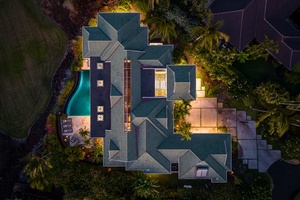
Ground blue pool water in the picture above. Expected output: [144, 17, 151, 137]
[66, 70, 90, 116]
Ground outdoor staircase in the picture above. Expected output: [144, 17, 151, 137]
[191, 78, 281, 172]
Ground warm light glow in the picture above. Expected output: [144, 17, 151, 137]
[97, 80, 104, 87]
[155, 69, 167, 97]
[97, 106, 104, 113]
[124, 60, 131, 132]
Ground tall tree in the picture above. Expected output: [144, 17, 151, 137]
[254, 82, 290, 106]
[143, 16, 178, 44]
[64, 145, 85, 162]
[22, 152, 52, 191]
[256, 109, 290, 137]
[132, 172, 159, 199]
[78, 126, 90, 138]
[177, 121, 192, 141]
[192, 11, 229, 52]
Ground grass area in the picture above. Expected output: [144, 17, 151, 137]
[0, 0, 67, 137]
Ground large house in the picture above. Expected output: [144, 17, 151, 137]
[82, 12, 231, 183]
[210, 0, 300, 70]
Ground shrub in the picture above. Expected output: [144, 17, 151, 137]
[57, 80, 74, 109]
[46, 113, 57, 133]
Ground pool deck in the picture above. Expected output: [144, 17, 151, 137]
[64, 116, 91, 146]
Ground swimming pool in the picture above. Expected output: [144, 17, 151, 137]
[66, 70, 90, 116]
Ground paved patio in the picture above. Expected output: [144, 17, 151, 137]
[61, 116, 91, 146]
[186, 78, 281, 172]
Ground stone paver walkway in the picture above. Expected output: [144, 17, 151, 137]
[186, 78, 281, 172]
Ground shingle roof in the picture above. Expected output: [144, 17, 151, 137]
[167, 65, 196, 100]
[158, 134, 231, 182]
[211, 0, 300, 70]
[84, 13, 231, 182]
[210, 0, 252, 13]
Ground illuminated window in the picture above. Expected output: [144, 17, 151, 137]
[196, 166, 208, 177]
[155, 69, 167, 97]
[124, 60, 131, 132]
[97, 80, 104, 87]
[97, 114, 104, 121]
[97, 63, 104, 69]
[97, 106, 104, 113]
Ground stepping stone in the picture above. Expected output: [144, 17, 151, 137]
[256, 135, 262, 139]
[217, 109, 237, 128]
[227, 127, 237, 137]
[201, 109, 217, 127]
[238, 139, 257, 159]
[268, 144, 272, 149]
[196, 90, 205, 98]
[258, 149, 281, 172]
[237, 121, 256, 139]
[248, 160, 258, 169]
[192, 98, 218, 108]
[257, 140, 267, 149]
[195, 98, 217, 108]
[186, 109, 201, 127]
[190, 127, 218, 133]
[246, 115, 251, 120]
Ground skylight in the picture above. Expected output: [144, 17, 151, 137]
[97, 62, 104, 69]
[97, 80, 104, 87]
[155, 69, 167, 97]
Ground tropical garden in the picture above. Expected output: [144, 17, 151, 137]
[18, 0, 300, 199]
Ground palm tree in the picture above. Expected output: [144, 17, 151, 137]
[143, 17, 178, 44]
[177, 121, 192, 141]
[21, 152, 52, 190]
[64, 145, 85, 162]
[93, 144, 103, 163]
[78, 126, 90, 138]
[84, 138, 92, 146]
[132, 172, 159, 199]
[192, 11, 229, 52]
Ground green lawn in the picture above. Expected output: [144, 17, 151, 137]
[0, 0, 67, 138]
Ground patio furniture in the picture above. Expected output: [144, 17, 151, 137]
[70, 135, 78, 143]
[62, 118, 72, 123]
[62, 123, 72, 128]
[63, 128, 73, 133]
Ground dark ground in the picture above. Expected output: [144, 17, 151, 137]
[268, 160, 300, 200]
[0, 0, 110, 199]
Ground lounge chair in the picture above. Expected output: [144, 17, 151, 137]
[62, 124, 72, 128]
[63, 128, 73, 133]
[70, 135, 78, 143]
[62, 118, 72, 123]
